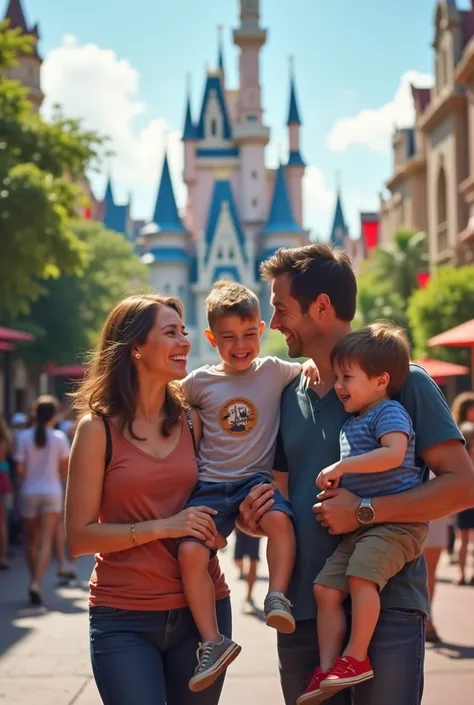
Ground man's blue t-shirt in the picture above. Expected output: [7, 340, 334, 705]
[340, 400, 420, 497]
[274, 364, 463, 621]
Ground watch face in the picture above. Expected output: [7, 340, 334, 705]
[358, 506, 375, 524]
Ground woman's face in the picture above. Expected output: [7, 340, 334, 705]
[134, 305, 191, 382]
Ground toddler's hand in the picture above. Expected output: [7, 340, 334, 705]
[316, 463, 343, 490]
[301, 359, 320, 387]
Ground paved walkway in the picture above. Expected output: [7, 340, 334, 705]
[0, 541, 473, 704]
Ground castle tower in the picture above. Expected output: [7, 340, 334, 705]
[233, 0, 270, 230]
[182, 80, 198, 233]
[140, 151, 191, 301]
[3, 0, 43, 111]
[101, 177, 130, 237]
[286, 58, 306, 226]
[329, 190, 348, 249]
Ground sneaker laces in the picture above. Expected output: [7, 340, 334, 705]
[195, 642, 215, 673]
[264, 592, 292, 611]
[328, 656, 353, 678]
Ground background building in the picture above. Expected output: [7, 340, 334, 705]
[380, 0, 474, 270]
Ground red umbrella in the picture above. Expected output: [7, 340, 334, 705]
[0, 341, 14, 352]
[0, 326, 34, 342]
[411, 357, 469, 385]
[428, 318, 474, 386]
[47, 365, 85, 379]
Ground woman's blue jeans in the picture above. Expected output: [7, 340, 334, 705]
[90, 597, 232, 705]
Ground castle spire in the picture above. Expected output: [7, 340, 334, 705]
[330, 187, 348, 248]
[287, 56, 302, 125]
[152, 151, 187, 233]
[4, 0, 28, 32]
[182, 75, 197, 141]
[263, 164, 304, 235]
[217, 25, 225, 74]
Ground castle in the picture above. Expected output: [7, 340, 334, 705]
[3, 0, 368, 369]
[380, 0, 474, 270]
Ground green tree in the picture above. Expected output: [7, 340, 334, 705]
[366, 230, 429, 302]
[11, 220, 149, 366]
[407, 265, 474, 364]
[0, 21, 105, 317]
[354, 270, 408, 331]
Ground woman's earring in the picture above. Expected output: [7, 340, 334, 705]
[135, 353, 141, 360]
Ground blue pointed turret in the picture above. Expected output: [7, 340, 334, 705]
[152, 152, 187, 233]
[287, 69, 302, 126]
[262, 164, 305, 235]
[217, 28, 225, 74]
[102, 176, 129, 235]
[330, 192, 348, 248]
[183, 90, 197, 141]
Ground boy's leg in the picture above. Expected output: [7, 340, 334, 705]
[313, 584, 347, 672]
[343, 577, 379, 662]
[178, 541, 220, 643]
[259, 509, 295, 594]
[246, 559, 258, 602]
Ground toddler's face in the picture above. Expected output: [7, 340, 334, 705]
[205, 315, 265, 373]
[333, 361, 389, 415]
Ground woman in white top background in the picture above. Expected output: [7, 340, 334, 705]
[15, 396, 69, 607]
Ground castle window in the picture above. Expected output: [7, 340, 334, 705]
[251, 170, 258, 179]
[252, 198, 258, 208]
[164, 283, 172, 294]
[210, 119, 218, 136]
[217, 247, 223, 259]
[228, 249, 235, 260]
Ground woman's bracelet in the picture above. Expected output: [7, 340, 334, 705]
[130, 523, 137, 547]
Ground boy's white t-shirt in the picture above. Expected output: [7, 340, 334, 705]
[14, 428, 70, 496]
[182, 356, 301, 483]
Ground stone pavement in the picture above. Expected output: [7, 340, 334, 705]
[0, 540, 473, 705]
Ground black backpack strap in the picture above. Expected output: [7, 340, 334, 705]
[184, 407, 197, 456]
[101, 416, 112, 470]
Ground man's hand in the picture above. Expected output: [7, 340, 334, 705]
[313, 487, 360, 535]
[238, 482, 274, 534]
[316, 462, 343, 490]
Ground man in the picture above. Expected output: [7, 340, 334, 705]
[240, 243, 474, 705]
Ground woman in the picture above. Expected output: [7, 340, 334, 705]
[452, 392, 474, 585]
[15, 396, 69, 606]
[0, 416, 13, 569]
[65, 293, 231, 705]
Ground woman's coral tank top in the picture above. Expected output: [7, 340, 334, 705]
[89, 416, 229, 611]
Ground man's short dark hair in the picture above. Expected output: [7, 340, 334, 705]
[330, 322, 411, 396]
[260, 243, 357, 321]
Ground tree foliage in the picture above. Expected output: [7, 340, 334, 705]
[366, 230, 429, 303]
[354, 270, 408, 331]
[0, 21, 106, 316]
[10, 220, 149, 366]
[407, 265, 474, 364]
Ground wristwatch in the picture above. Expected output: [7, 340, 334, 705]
[357, 498, 375, 526]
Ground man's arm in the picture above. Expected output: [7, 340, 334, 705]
[314, 440, 474, 534]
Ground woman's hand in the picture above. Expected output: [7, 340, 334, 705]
[160, 506, 218, 544]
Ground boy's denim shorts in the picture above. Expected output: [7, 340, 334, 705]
[181, 472, 292, 546]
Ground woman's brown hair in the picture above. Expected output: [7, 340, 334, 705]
[451, 391, 474, 426]
[71, 293, 187, 439]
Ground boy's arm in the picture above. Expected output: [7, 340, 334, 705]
[337, 432, 408, 475]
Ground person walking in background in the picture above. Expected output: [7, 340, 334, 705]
[0, 416, 13, 569]
[14, 396, 69, 607]
[452, 392, 474, 585]
[65, 293, 231, 705]
[234, 528, 261, 615]
[457, 419, 474, 585]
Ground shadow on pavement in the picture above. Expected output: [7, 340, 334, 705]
[0, 551, 91, 658]
[428, 641, 474, 660]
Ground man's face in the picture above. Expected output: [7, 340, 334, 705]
[269, 274, 319, 358]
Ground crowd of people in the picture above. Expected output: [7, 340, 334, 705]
[0, 397, 77, 605]
[0, 243, 473, 705]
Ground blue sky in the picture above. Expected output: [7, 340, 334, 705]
[7, 0, 473, 237]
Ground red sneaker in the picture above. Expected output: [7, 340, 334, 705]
[296, 667, 331, 705]
[321, 655, 374, 691]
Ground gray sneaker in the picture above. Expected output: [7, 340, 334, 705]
[188, 636, 241, 692]
[264, 591, 295, 634]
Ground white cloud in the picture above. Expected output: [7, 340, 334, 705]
[41, 35, 184, 214]
[303, 166, 335, 239]
[327, 70, 434, 153]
